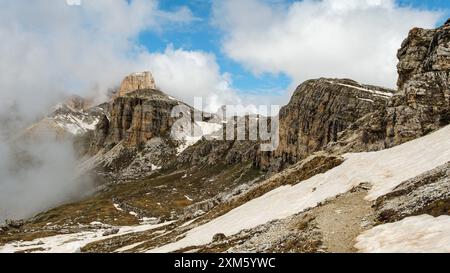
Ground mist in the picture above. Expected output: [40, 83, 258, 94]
[0, 0, 210, 222]
[0, 133, 93, 223]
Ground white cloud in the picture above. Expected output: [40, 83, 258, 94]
[0, 0, 231, 222]
[140, 46, 241, 112]
[212, 0, 443, 88]
[0, 0, 197, 121]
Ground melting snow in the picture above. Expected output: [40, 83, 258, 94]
[0, 221, 174, 253]
[176, 121, 223, 155]
[327, 81, 393, 98]
[151, 164, 162, 171]
[150, 125, 450, 252]
[355, 215, 450, 253]
[55, 114, 99, 135]
[357, 97, 375, 103]
[113, 204, 123, 212]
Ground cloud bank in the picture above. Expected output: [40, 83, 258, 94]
[0, 0, 229, 222]
[212, 0, 442, 89]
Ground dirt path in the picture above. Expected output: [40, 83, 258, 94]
[312, 186, 375, 253]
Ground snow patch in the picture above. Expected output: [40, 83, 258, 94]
[327, 81, 393, 98]
[113, 204, 123, 212]
[0, 221, 175, 253]
[176, 121, 223, 155]
[151, 164, 162, 171]
[149, 125, 450, 252]
[355, 215, 450, 253]
[357, 97, 375, 103]
[55, 114, 99, 135]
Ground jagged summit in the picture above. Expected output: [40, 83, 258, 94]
[118, 71, 156, 97]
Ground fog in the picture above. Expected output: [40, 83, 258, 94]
[0, 133, 93, 223]
[0, 0, 195, 222]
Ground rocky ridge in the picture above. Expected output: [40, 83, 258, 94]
[328, 21, 450, 155]
[262, 78, 394, 170]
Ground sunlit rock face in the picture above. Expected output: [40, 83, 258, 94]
[118, 72, 157, 97]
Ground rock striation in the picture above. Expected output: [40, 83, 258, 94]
[328, 21, 450, 155]
[261, 78, 394, 170]
[90, 89, 179, 153]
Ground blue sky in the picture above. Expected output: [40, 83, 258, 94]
[139, 0, 292, 96]
[138, 0, 449, 96]
[2, 0, 448, 119]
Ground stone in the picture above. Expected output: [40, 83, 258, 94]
[103, 228, 120, 236]
[261, 78, 394, 170]
[212, 233, 227, 242]
[5, 219, 24, 229]
[118, 72, 156, 97]
[375, 162, 450, 223]
[89, 88, 180, 153]
[327, 21, 450, 155]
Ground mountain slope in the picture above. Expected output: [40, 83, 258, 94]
[149, 125, 450, 253]
[1, 21, 449, 253]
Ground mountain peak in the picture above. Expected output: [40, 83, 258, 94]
[118, 71, 156, 97]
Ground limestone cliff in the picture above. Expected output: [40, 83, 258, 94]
[118, 72, 156, 97]
[329, 21, 450, 155]
[261, 78, 394, 170]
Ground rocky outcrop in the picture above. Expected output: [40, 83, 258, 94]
[375, 162, 450, 223]
[328, 21, 450, 155]
[118, 72, 156, 97]
[90, 89, 179, 153]
[262, 78, 394, 170]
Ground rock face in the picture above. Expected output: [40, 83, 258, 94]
[328, 21, 450, 155]
[90, 89, 179, 153]
[118, 72, 156, 97]
[375, 162, 450, 224]
[399, 23, 450, 125]
[262, 78, 394, 170]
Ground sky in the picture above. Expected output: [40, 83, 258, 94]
[140, 0, 450, 106]
[0, 0, 449, 117]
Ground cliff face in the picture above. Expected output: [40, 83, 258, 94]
[329, 21, 450, 155]
[262, 78, 394, 170]
[118, 72, 156, 97]
[90, 89, 179, 153]
[398, 22, 450, 125]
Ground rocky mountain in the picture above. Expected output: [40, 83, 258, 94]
[328, 21, 450, 155]
[1, 21, 449, 253]
[24, 95, 107, 139]
[261, 78, 394, 171]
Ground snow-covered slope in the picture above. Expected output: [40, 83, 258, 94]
[355, 215, 450, 253]
[0, 221, 174, 253]
[150, 125, 450, 252]
[26, 102, 105, 138]
[50, 104, 103, 135]
[174, 121, 223, 155]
